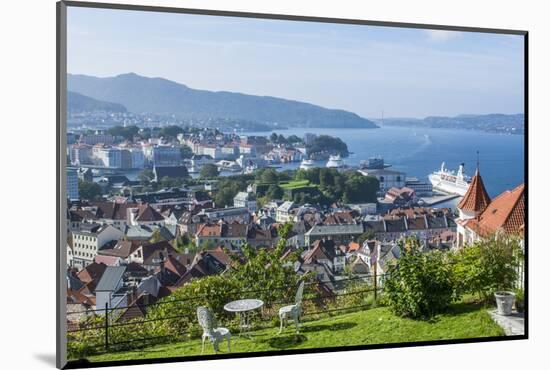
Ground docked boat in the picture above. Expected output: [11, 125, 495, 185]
[216, 160, 242, 172]
[428, 162, 471, 196]
[360, 156, 391, 170]
[300, 159, 316, 170]
[326, 155, 344, 168]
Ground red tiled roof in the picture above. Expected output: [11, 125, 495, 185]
[457, 169, 491, 213]
[348, 242, 361, 252]
[466, 184, 525, 236]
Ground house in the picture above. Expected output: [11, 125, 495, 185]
[195, 222, 248, 251]
[322, 211, 357, 226]
[95, 265, 129, 312]
[384, 187, 416, 207]
[174, 249, 231, 287]
[127, 204, 165, 227]
[305, 224, 364, 246]
[246, 225, 278, 248]
[276, 201, 296, 223]
[127, 240, 178, 271]
[233, 191, 257, 213]
[85, 201, 138, 231]
[71, 223, 123, 268]
[200, 207, 251, 224]
[98, 239, 141, 259]
[455, 169, 524, 248]
[67, 209, 97, 231]
[302, 239, 346, 274]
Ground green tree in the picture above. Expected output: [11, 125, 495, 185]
[179, 144, 193, 159]
[343, 173, 379, 203]
[149, 229, 165, 243]
[266, 184, 284, 200]
[160, 176, 184, 189]
[306, 135, 349, 157]
[138, 168, 154, 186]
[259, 168, 278, 184]
[200, 163, 219, 179]
[384, 237, 457, 318]
[159, 125, 184, 140]
[78, 180, 102, 200]
[453, 234, 522, 302]
[228, 223, 309, 306]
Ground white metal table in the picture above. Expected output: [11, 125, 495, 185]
[224, 299, 264, 338]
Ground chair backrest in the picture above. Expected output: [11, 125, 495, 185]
[295, 281, 305, 305]
[197, 306, 215, 336]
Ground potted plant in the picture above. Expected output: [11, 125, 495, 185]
[494, 291, 516, 315]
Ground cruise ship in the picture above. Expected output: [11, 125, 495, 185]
[300, 159, 316, 170]
[428, 162, 471, 196]
[326, 155, 344, 168]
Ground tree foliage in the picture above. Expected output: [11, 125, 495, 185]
[78, 180, 102, 200]
[199, 163, 219, 179]
[453, 234, 522, 302]
[384, 237, 457, 318]
[306, 135, 349, 157]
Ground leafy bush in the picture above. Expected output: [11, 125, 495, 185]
[147, 274, 241, 339]
[453, 235, 523, 302]
[383, 237, 457, 318]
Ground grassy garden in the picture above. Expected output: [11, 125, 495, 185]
[68, 233, 523, 363]
[86, 302, 503, 362]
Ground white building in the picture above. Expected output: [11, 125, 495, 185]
[71, 224, 123, 268]
[95, 148, 122, 168]
[358, 168, 406, 192]
[276, 201, 296, 223]
[233, 191, 257, 213]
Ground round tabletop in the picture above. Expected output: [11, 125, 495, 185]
[224, 299, 264, 313]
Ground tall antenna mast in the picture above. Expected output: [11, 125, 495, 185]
[476, 150, 480, 171]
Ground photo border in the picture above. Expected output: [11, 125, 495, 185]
[56, 1, 529, 368]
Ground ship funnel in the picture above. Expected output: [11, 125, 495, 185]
[441, 162, 445, 172]
[458, 163, 465, 177]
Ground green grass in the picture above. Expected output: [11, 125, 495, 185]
[279, 180, 312, 190]
[85, 303, 503, 363]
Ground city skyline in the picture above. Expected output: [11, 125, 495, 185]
[68, 7, 524, 118]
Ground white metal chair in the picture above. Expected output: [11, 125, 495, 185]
[196, 306, 231, 354]
[278, 281, 305, 334]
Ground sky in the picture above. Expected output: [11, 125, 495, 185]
[67, 7, 525, 118]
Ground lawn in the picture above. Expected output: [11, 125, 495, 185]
[85, 303, 503, 363]
[279, 180, 313, 189]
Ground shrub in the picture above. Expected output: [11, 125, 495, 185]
[453, 234, 523, 302]
[383, 237, 457, 318]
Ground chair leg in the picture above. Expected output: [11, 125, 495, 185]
[278, 314, 284, 334]
[227, 334, 231, 353]
[213, 339, 219, 354]
[201, 335, 206, 355]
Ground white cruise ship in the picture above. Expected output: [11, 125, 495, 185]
[428, 162, 471, 196]
[300, 159, 315, 170]
[326, 155, 344, 169]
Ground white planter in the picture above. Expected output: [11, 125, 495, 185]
[494, 291, 516, 316]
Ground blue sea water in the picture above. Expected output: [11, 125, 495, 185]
[241, 126, 525, 199]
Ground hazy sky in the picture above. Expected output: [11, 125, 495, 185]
[67, 7, 525, 118]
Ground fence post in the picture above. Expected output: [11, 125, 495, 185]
[105, 302, 109, 352]
[373, 263, 378, 302]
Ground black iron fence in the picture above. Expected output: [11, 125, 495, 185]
[66, 273, 387, 358]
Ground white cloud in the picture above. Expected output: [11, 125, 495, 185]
[425, 30, 462, 42]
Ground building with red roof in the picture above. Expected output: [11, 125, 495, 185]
[456, 169, 524, 247]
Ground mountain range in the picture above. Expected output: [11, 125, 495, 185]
[375, 113, 524, 134]
[67, 73, 378, 129]
[67, 91, 127, 113]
